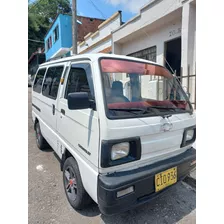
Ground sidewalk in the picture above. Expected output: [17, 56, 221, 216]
[177, 210, 196, 224]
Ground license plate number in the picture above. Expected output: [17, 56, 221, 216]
[155, 167, 177, 192]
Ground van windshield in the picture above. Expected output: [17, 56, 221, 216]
[100, 58, 192, 119]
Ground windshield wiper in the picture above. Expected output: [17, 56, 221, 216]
[148, 106, 187, 111]
[146, 106, 191, 117]
[147, 106, 176, 110]
[109, 108, 147, 113]
[109, 107, 160, 116]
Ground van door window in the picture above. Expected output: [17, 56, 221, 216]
[42, 66, 64, 99]
[64, 63, 95, 100]
[33, 68, 46, 93]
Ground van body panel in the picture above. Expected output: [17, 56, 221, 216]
[98, 112, 195, 173]
[57, 98, 100, 168]
[32, 93, 53, 148]
[55, 131, 99, 203]
[38, 95, 58, 151]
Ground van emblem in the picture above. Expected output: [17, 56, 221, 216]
[161, 119, 173, 132]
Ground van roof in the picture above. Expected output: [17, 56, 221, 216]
[40, 53, 159, 67]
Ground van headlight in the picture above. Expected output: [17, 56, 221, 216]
[186, 129, 194, 141]
[101, 138, 142, 168]
[181, 126, 196, 147]
[111, 142, 130, 160]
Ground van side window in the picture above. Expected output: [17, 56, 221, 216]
[65, 63, 94, 99]
[42, 66, 64, 99]
[33, 68, 46, 93]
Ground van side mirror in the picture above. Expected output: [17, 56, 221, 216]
[68, 92, 92, 110]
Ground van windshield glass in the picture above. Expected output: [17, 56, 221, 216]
[100, 58, 192, 119]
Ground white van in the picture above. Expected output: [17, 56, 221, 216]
[32, 53, 196, 215]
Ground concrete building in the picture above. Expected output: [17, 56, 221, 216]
[44, 14, 105, 60]
[112, 0, 196, 108]
[75, 11, 122, 55]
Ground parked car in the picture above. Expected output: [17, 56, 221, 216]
[32, 53, 196, 215]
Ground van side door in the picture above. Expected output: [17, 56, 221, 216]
[57, 62, 99, 167]
[40, 64, 65, 151]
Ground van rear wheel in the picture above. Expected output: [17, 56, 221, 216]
[63, 157, 92, 210]
[35, 122, 48, 150]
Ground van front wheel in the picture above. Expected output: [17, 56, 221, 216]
[63, 157, 92, 210]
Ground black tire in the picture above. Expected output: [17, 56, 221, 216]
[35, 122, 48, 150]
[63, 157, 92, 210]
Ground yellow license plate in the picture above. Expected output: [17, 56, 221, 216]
[155, 167, 177, 192]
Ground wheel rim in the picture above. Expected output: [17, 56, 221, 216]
[64, 166, 77, 201]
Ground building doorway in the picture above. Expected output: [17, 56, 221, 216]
[165, 37, 181, 77]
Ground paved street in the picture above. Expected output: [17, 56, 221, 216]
[28, 88, 196, 224]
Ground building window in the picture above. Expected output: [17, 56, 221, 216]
[47, 36, 52, 51]
[53, 25, 59, 43]
[42, 66, 64, 99]
[128, 46, 157, 62]
[45, 42, 48, 52]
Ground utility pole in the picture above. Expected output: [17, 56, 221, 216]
[72, 0, 77, 54]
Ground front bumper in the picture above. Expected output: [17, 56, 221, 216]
[97, 147, 196, 215]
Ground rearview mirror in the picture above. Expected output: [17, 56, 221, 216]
[68, 92, 91, 110]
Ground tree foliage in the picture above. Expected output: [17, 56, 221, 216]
[28, 0, 71, 59]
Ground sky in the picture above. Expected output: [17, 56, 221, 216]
[77, 0, 151, 22]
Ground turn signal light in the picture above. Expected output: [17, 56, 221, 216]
[117, 186, 134, 198]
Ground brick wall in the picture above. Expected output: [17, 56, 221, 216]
[77, 16, 105, 42]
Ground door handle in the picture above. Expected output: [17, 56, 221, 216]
[52, 104, 55, 115]
[61, 109, 65, 115]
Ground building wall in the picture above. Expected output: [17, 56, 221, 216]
[112, 0, 195, 70]
[44, 15, 63, 61]
[99, 46, 112, 53]
[121, 18, 182, 66]
[113, 0, 182, 43]
[77, 16, 105, 42]
[78, 12, 121, 54]
[44, 14, 105, 60]
[60, 15, 72, 48]
[80, 37, 112, 54]
[181, 1, 196, 107]
[181, 2, 196, 76]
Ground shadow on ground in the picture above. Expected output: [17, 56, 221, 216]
[74, 182, 196, 224]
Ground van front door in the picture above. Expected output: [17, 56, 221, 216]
[40, 65, 65, 152]
[57, 62, 99, 167]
